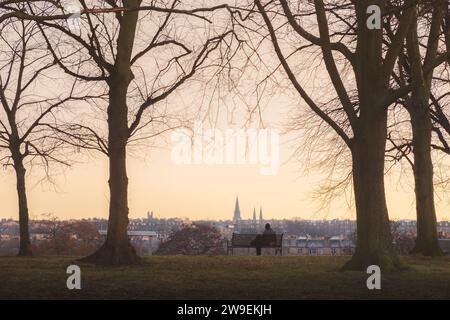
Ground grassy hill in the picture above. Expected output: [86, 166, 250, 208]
[0, 255, 449, 299]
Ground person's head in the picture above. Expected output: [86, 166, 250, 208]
[265, 223, 271, 230]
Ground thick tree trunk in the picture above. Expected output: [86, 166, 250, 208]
[82, 82, 141, 265]
[13, 155, 33, 256]
[409, 104, 443, 256]
[343, 101, 399, 271]
[81, 0, 142, 265]
[81, 111, 140, 264]
[345, 8, 400, 268]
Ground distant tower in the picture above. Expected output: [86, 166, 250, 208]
[233, 196, 241, 221]
[147, 211, 154, 222]
[259, 207, 263, 223]
[253, 208, 256, 221]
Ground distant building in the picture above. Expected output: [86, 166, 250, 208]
[282, 235, 355, 256]
[232, 197, 274, 233]
[438, 221, 450, 237]
[233, 196, 241, 222]
[259, 207, 264, 225]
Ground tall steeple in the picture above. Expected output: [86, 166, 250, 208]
[259, 207, 263, 223]
[253, 208, 256, 221]
[233, 196, 241, 221]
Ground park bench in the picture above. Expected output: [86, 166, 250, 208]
[227, 233, 283, 256]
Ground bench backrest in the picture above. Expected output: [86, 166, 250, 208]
[231, 233, 283, 247]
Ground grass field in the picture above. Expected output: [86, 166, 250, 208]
[0, 255, 449, 299]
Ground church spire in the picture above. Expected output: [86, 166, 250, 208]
[233, 196, 241, 221]
[259, 207, 263, 222]
[253, 207, 256, 221]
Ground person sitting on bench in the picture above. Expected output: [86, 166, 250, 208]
[263, 223, 275, 236]
[253, 223, 276, 256]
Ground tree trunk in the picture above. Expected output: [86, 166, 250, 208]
[404, 8, 443, 257]
[81, 109, 140, 264]
[343, 101, 399, 271]
[345, 9, 400, 269]
[81, 0, 142, 265]
[13, 155, 33, 256]
[409, 103, 443, 256]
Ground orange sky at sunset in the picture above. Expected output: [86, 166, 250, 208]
[1, 75, 449, 222]
[1, 131, 449, 222]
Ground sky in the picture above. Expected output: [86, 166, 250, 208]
[0, 52, 449, 223]
[1, 124, 449, 222]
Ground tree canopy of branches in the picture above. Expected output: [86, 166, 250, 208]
[429, 7, 450, 157]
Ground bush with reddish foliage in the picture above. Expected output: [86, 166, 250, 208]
[33, 220, 102, 256]
[155, 224, 226, 255]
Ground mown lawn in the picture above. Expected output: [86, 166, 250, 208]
[0, 255, 449, 299]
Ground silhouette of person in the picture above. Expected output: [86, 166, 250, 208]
[263, 223, 275, 236]
[254, 223, 276, 256]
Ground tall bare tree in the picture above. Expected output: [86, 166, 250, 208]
[389, 0, 448, 256]
[250, 0, 421, 270]
[4, 1, 238, 264]
[0, 12, 75, 256]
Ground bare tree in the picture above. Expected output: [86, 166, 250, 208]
[3, 1, 239, 264]
[0, 10, 75, 256]
[249, 0, 423, 270]
[388, 0, 448, 256]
